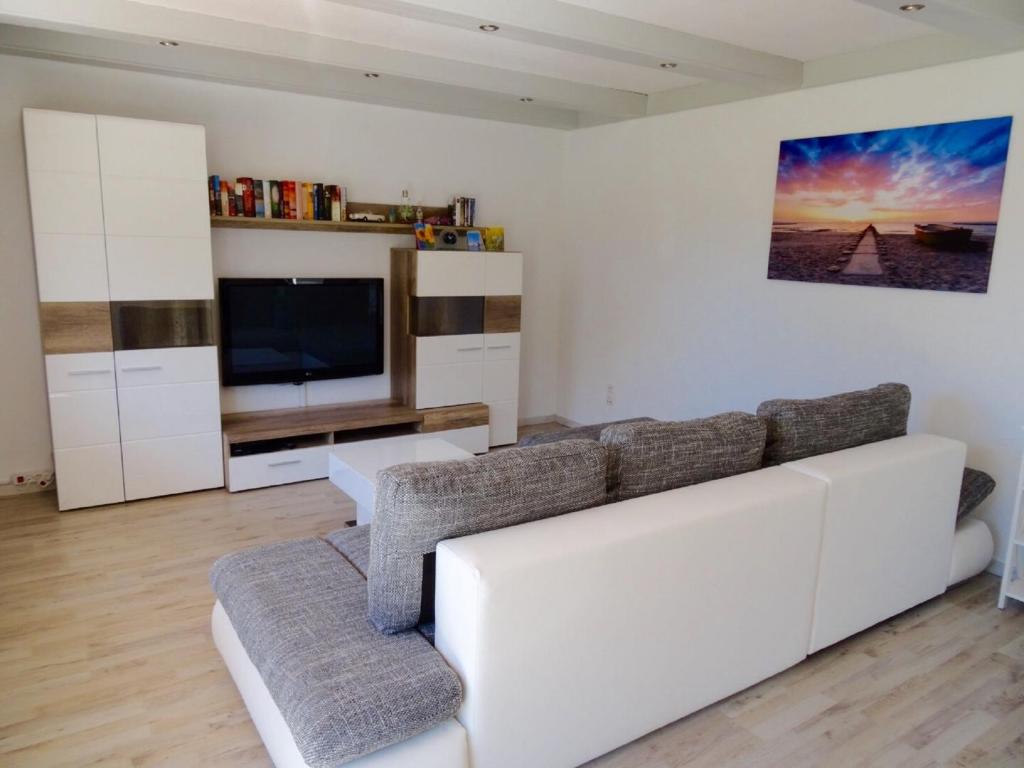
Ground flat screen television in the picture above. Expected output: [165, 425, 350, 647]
[219, 278, 384, 386]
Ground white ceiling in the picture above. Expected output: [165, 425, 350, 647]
[0, 0, 1020, 128]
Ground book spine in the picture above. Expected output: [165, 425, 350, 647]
[262, 180, 272, 218]
[300, 182, 309, 220]
[316, 184, 325, 221]
[470, 197, 475, 227]
[208, 175, 217, 216]
[330, 186, 341, 222]
[340, 186, 347, 222]
[288, 182, 298, 219]
[253, 179, 265, 218]
[234, 179, 244, 217]
[240, 177, 255, 217]
[227, 182, 237, 216]
[283, 182, 291, 220]
[269, 181, 281, 218]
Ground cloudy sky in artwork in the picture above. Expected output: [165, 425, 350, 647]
[772, 116, 1013, 223]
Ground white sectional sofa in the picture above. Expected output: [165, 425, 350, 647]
[213, 431, 993, 768]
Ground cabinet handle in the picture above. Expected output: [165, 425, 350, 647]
[487, 345, 513, 350]
[121, 365, 163, 372]
[69, 369, 112, 376]
[268, 459, 302, 467]
[457, 346, 483, 352]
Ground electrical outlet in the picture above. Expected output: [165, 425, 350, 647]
[606, 385, 615, 406]
[11, 473, 27, 486]
[32, 471, 54, 488]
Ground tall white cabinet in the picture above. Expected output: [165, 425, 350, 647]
[24, 109, 222, 510]
[392, 248, 523, 447]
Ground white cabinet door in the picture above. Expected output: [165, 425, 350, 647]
[416, 334, 484, 366]
[106, 236, 213, 300]
[122, 432, 224, 500]
[487, 400, 519, 447]
[23, 109, 99, 175]
[415, 252, 485, 296]
[96, 117, 207, 181]
[117, 381, 221, 441]
[484, 252, 523, 296]
[33, 234, 110, 302]
[100, 177, 210, 238]
[27, 171, 105, 235]
[484, 333, 520, 361]
[48, 389, 121, 449]
[415, 363, 483, 409]
[54, 444, 125, 510]
[483, 359, 520, 403]
[45, 352, 117, 393]
[115, 346, 218, 387]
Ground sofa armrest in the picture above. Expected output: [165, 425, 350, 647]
[434, 467, 826, 768]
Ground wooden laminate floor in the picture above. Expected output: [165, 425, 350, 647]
[2, 472, 1023, 767]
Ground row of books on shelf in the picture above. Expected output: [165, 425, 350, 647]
[209, 176, 347, 221]
[452, 196, 477, 227]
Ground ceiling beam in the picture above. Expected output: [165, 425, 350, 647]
[0, 24, 583, 129]
[0, 0, 647, 119]
[853, 0, 1024, 48]
[328, 0, 804, 88]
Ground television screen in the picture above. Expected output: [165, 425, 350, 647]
[219, 278, 384, 386]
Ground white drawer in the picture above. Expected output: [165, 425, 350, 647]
[483, 359, 520, 402]
[485, 252, 523, 296]
[106, 236, 213, 301]
[48, 389, 121, 449]
[33, 234, 110, 302]
[97, 116, 207, 181]
[228, 445, 332, 492]
[416, 334, 484, 366]
[415, 362, 483, 409]
[484, 333, 520, 361]
[117, 381, 221, 441]
[415, 252, 485, 296]
[116, 346, 218, 387]
[101, 176, 210, 238]
[46, 352, 117, 393]
[487, 400, 519, 447]
[54, 444, 125, 511]
[122, 431, 224, 500]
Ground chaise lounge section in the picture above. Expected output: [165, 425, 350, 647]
[211, 383, 995, 768]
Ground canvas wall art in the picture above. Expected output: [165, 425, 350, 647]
[767, 116, 1013, 293]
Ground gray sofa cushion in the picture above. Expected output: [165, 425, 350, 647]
[326, 524, 371, 576]
[210, 538, 462, 767]
[368, 439, 608, 634]
[600, 412, 767, 501]
[959, 467, 996, 520]
[517, 417, 656, 447]
[757, 383, 910, 466]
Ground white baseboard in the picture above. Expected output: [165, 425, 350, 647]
[0, 482, 55, 498]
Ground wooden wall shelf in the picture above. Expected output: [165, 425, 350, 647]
[211, 201, 487, 236]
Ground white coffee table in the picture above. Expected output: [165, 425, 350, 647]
[329, 434, 473, 525]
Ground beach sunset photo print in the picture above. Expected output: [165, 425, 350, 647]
[767, 116, 1013, 293]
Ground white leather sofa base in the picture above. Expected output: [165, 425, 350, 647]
[785, 434, 966, 654]
[211, 602, 469, 768]
[949, 517, 995, 586]
[435, 466, 828, 768]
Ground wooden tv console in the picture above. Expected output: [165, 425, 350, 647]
[221, 400, 488, 492]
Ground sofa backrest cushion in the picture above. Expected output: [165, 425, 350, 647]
[368, 439, 608, 634]
[517, 417, 656, 447]
[757, 383, 910, 466]
[600, 412, 767, 501]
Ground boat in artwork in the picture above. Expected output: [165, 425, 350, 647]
[914, 224, 974, 249]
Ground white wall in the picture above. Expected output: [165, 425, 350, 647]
[559, 51, 1024, 564]
[0, 54, 564, 482]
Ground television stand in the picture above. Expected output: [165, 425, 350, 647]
[221, 399, 488, 492]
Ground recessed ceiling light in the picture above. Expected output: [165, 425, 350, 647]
[479, 24, 500, 32]
[158, 40, 179, 47]
[899, 3, 925, 11]
[520, 97, 534, 103]
[364, 72, 380, 78]
[660, 62, 678, 69]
